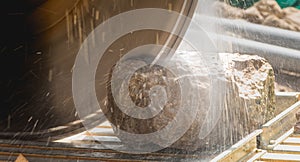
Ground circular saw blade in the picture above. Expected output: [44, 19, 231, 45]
[0, 0, 197, 139]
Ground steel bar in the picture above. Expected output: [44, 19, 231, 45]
[212, 34, 300, 73]
[195, 15, 300, 51]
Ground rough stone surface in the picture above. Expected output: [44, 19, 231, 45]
[215, 0, 300, 31]
[172, 53, 275, 151]
[104, 52, 275, 152]
[220, 53, 275, 129]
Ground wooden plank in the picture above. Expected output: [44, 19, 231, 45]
[273, 144, 300, 153]
[290, 133, 300, 138]
[96, 125, 112, 129]
[100, 121, 113, 127]
[0, 138, 206, 161]
[245, 150, 266, 162]
[81, 135, 121, 143]
[266, 128, 294, 150]
[86, 127, 115, 136]
[260, 153, 300, 161]
[211, 130, 262, 162]
[58, 135, 121, 145]
[283, 137, 300, 145]
[0, 151, 140, 162]
[260, 101, 300, 149]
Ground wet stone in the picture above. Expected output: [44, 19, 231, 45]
[104, 52, 276, 153]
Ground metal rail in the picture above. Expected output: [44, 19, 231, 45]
[212, 34, 300, 73]
[189, 15, 300, 73]
[195, 15, 300, 51]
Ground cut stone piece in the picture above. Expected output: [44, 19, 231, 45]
[171, 53, 276, 151]
[104, 52, 275, 152]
